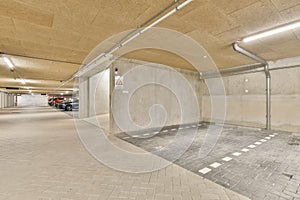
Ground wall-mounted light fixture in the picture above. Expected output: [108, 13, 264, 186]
[242, 20, 300, 43]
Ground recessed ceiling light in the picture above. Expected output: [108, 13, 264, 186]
[29, 90, 32, 93]
[242, 20, 300, 43]
[60, 93, 63, 95]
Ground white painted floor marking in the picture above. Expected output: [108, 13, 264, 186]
[171, 128, 177, 131]
[143, 133, 150, 136]
[198, 167, 212, 174]
[265, 137, 271, 140]
[241, 148, 249, 152]
[248, 145, 256, 148]
[210, 162, 222, 168]
[222, 157, 233, 162]
[269, 134, 275, 137]
[254, 142, 262, 145]
[260, 139, 267, 142]
[132, 135, 139, 138]
[232, 152, 242, 156]
[162, 130, 168, 133]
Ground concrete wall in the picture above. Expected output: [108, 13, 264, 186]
[89, 69, 110, 116]
[111, 59, 202, 133]
[202, 67, 300, 132]
[17, 95, 48, 107]
[0, 92, 15, 108]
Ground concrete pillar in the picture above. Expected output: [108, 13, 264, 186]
[79, 77, 89, 118]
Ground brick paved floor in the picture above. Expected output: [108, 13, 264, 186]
[0, 107, 248, 200]
[116, 123, 300, 200]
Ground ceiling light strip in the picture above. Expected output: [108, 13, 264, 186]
[243, 20, 300, 43]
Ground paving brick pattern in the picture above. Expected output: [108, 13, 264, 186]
[0, 107, 248, 200]
[117, 124, 300, 200]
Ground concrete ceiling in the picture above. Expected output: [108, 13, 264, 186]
[1, 0, 300, 93]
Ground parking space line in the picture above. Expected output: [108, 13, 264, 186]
[232, 152, 242, 156]
[254, 142, 262, 145]
[222, 157, 232, 162]
[210, 162, 222, 168]
[198, 167, 212, 174]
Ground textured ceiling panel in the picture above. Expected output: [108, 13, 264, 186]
[0, 0, 300, 93]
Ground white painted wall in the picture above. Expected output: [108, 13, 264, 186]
[17, 95, 48, 107]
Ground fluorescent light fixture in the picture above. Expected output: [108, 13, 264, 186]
[60, 93, 63, 95]
[66, 91, 69, 94]
[3, 57, 14, 70]
[20, 79, 26, 85]
[243, 20, 300, 43]
[29, 90, 32, 93]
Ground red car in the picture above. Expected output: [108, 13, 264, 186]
[49, 97, 64, 106]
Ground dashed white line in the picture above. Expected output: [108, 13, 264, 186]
[154, 131, 159, 134]
[232, 152, 242, 156]
[132, 135, 139, 138]
[241, 148, 249, 152]
[185, 126, 190, 129]
[254, 142, 262, 145]
[198, 167, 211, 174]
[269, 134, 275, 137]
[143, 133, 150, 136]
[171, 128, 177, 131]
[210, 162, 222, 168]
[191, 125, 197, 128]
[260, 139, 267, 142]
[222, 157, 232, 162]
[162, 130, 168, 133]
[123, 137, 130, 139]
[265, 137, 271, 140]
[248, 145, 256, 148]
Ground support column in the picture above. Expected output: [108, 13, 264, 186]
[79, 77, 89, 119]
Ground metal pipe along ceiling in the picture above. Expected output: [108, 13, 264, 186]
[59, 0, 193, 88]
[232, 41, 271, 130]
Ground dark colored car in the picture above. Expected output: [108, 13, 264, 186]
[61, 100, 79, 111]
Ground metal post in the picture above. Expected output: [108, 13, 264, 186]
[233, 42, 271, 130]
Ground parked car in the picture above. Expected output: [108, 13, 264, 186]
[61, 100, 79, 111]
[49, 97, 64, 106]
